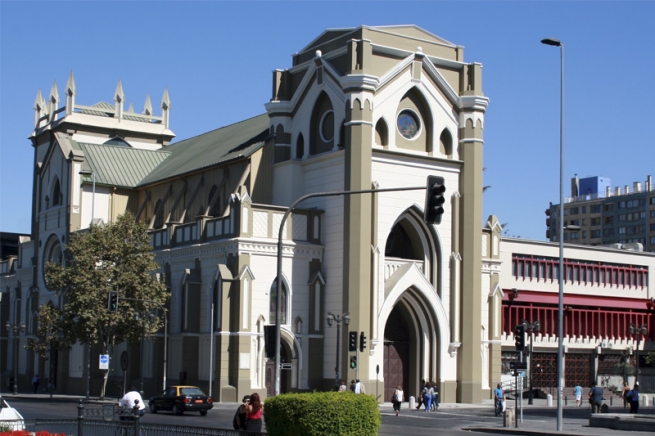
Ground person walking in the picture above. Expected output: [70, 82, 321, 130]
[431, 381, 439, 411]
[350, 379, 356, 392]
[354, 379, 365, 394]
[392, 385, 404, 416]
[31, 374, 40, 394]
[627, 383, 640, 414]
[622, 381, 630, 409]
[244, 392, 264, 432]
[574, 384, 583, 407]
[588, 381, 603, 414]
[415, 379, 425, 410]
[494, 383, 504, 416]
[422, 382, 433, 412]
[337, 380, 347, 392]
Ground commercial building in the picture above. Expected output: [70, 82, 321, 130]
[546, 175, 655, 252]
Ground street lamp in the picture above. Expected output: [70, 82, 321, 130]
[629, 323, 648, 383]
[541, 36, 564, 432]
[79, 169, 95, 399]
[5, 321, 25, 395]
[135, 311, 157, 395]
[522, 319, 540, 405]
[326, 312, 350, 390]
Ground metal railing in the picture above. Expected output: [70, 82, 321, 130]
[7, 401, 268, 436]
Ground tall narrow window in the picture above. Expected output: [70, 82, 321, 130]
[269, 280, 288, 325]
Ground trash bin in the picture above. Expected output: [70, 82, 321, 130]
[503, 407, 515, 427]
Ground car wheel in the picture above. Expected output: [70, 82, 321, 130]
[173, 405, 183, 415]
[200, 410, 207, 416]
[150, 403, 157, 414]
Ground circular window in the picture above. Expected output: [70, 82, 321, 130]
[320, 111, 335, 142]
[397, 110, 420, 139]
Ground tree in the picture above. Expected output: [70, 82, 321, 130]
[31, 211, 169, 398]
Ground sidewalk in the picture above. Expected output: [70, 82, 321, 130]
[379, 398, 655, 436]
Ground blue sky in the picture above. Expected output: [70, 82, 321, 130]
[2, 1, 654, 241]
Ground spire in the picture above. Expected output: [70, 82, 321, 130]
[34, 89, 44, 128]
[143, 94, 152, 116]
[128, 103, 134, 113]
[49, 80, 59, 122]
[65, 71, 76, 115]
[114, 80, 124, 120]
[160, 87, 170, 129]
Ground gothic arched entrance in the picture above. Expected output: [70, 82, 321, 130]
[265, 339, 291, 396]
[383, 304, 411, 402]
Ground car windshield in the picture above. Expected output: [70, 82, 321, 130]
[180, 387, 205, 396]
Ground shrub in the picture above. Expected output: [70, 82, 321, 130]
[0, 431, 66, 436]
[264, 391, 380, 436]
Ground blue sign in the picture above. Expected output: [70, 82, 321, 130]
[99, 354, 109, 370]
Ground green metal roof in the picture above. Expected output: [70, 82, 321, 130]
[137, 113, 271, 186]
[78, 143, 171, 188]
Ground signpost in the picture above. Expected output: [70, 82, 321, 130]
[99, 354, 109, 370]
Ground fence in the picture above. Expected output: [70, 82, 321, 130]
[3, 401, 267, 436]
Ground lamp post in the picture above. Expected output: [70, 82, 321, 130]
[79, 170, 95, 399]
[326, 312, 350, 390]
[629, 323, 648, 383]
[541, 36, 564, 432]
[6, 322, 25, 395]
[522, 319, 541, 405]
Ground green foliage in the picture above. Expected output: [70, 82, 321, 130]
[264, 391, 380, 436]
[33, 212, 169, 354]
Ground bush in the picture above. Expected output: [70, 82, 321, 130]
[264, 391, 380, 436]
[0, 432, 66, 436]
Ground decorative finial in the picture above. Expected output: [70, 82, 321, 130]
[143, 94, 152, 116]
[315, 50, 322, 58]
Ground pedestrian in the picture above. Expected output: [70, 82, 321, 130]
[337, 380, 347, 392]
[588, 381, 603, 414]
[118, 386, 146, 421]
[431, 381, 439, 411]
[354, 379, 365, 394]
[350, 379, 356, 392]
[244, 392, 263, 432]
[574, 384, 582, 407]
[233, 395, 250, 430]
[32, 374, 40, 394]
[622, 381, 630, 409]
[422, 382, 433, 412]
[494, 383, 504, 416]
[415, 379, 425, 409]
[392, 385, 404, 416]
[627, 383, 640, 414]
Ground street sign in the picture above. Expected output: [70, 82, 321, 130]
[280, 363, 292, 370]
[510, 361, 527, 370]
[121, 351, 129, 371]
[99, 354, 109, 370]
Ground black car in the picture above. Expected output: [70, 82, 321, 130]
[149, 385, 213, 416]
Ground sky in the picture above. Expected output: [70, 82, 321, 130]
[2, 1, 655, 242]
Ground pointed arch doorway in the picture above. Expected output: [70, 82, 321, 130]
[383, 304, 412, 402]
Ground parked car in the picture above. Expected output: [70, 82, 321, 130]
[149, 385, 213, 416]
[0, 396, 25, 430]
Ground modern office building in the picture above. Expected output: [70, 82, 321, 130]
[546, 175, 655, 252]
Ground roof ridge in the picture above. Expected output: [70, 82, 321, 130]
[172, 113, 267, 145]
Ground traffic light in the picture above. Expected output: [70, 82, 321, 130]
[348, 331, 357, 352]
[108, 290, 119, 313]
[515, 324, 526, 351]
[424, 175, 446, 224]
[359, 332, 367, 352]
[350, 355, 357, 369]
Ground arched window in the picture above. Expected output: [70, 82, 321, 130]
[395, 88, 432, 152]
[310, 92, 334, 155]
[439, 128, 453, 157]
[52, 178, 63, 206]
[295, 134, 304, 159]
[375, 118, 389, 146]
[269, 279, 288, 325]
